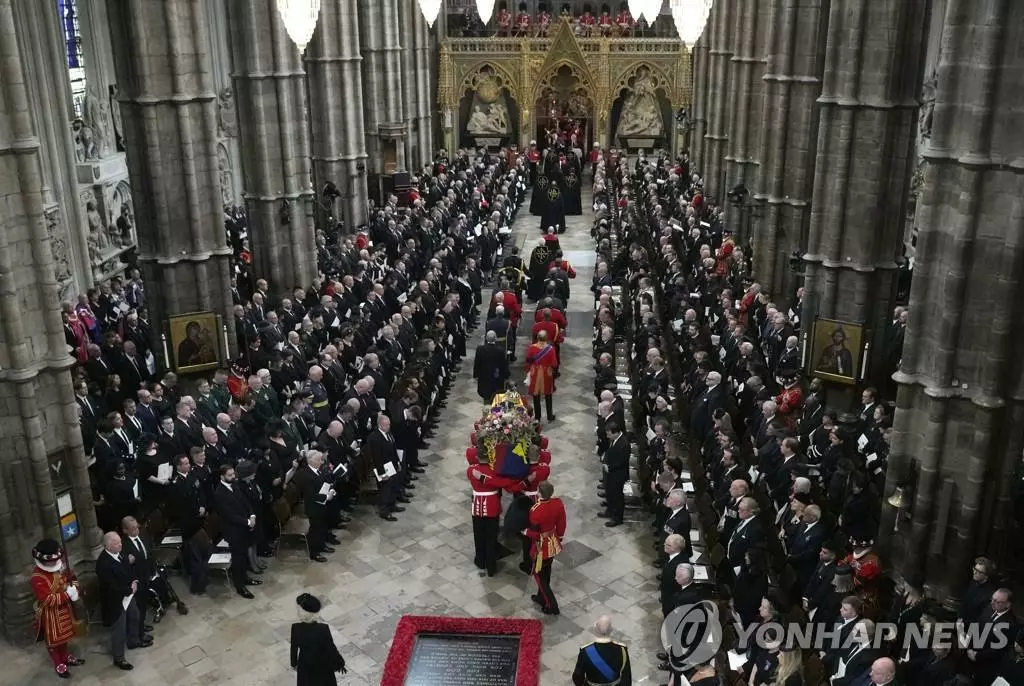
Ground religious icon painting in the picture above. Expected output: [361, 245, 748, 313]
[168, 311, 221, 374]
[810, 317, 864, 385]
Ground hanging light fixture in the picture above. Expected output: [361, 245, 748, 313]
[275, 0, 322, 54]
[628, 0, 646, 22]
[475, 0, 495, 25]
[418, 0, 442, 28]
[670, 0, 713, 45]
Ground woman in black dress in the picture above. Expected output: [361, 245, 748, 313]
[290, 593, 345, 686]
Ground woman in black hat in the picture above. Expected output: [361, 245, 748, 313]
[290, 593, 345, 686]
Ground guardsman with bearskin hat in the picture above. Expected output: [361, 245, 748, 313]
[514, 2, 531, 36]
[496, 1, 512, 35]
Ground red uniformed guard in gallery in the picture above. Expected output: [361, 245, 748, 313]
[616, 3, 634, 35]
[536, 3, 553, 36]
[467, 450, 525, 576]
[523, 480, 566, 615]
[30, 538, 85, 679]
[525, 330, 559, 422]
[514, 2, 531, 36]
[496, 1, 512, 35]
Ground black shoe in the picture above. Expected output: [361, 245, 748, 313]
[244, 578, 263, 586]
[65, 657, 85, 667]
[417, 441, 430, 449]
[113, 660, 134, 671]
[380, 514, 397, 521]
[311, 554, 328, 563]
[474, 559, 485, 570]
[247, 567, 263, 575]
[176, 602, 188, 615]
[392, 506, 406, 512]
[236, 587, 255, 599]
[605, 520, 623, 528]
[397, 497, 411, 504]
[143, 624, 154, 632]
[127, 637, 153, 650]
[658, 661, 671, 671]
[656, 652, 668, 661]
[327, 536, 341, 546]
[56, 669, 70, 679]
[322, 546, 336, 554]
[547, 415, 556, 422]
[599, 501, 608, 508]
[597, 511, 612, 519]
[410, 466, 425, 473]
[531, 594, 543, 605]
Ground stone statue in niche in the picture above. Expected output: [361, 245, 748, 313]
[218, 144, 234, 207]
[116, 203, 135, 246]
[86, 198, 110, 262]
[83, 86, 112, 158]
[919, 69, 937, 140]
[617, 69, 664, 138]
[45, 208, 72, 284]
[109, 84, 125, 152]
[72, 119, 96, 162]
[218, 87, 238, 138]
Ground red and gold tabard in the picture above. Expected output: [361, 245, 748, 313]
[493, 289, 522, 326]
[525, 497, 567, 571]
[30, 568, 77, 647]
[525, 342, 559, 395]
[845, 549, 883, 617]
[467, 463, 523, 517]
[775, 385, 804, 430]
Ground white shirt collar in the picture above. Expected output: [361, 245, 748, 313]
[106, 550, 121, 562]
[668, 551, 679, 562]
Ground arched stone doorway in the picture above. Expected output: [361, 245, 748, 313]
[532, 64, 595, 155]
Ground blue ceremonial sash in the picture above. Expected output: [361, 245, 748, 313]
[532, 344, 555, 364]
[584, 644, 616, 682]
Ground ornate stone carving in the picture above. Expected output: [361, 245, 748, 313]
[218, 143, 234, 207]
[467, 99, 510, 135]
[44, 207, 72, 284]
[83, 86, 113, 159]
[110, 181, 135, 248]
[72, 119, 96, 162]
[217, 87, 238, 138]
[109, 84, 125, 152]
[919, 69, 937, 140]
[616, 68, 664, 138]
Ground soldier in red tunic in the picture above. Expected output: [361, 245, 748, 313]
[615, 2, 634, 35]
[514, 2, 531, 36]
[467, 451, 525, 576]
[578, 4, 597, 36]
[496, 1, 512, 36]
[536, 3, 553, 36]
[523, 481, 566, 614]
[30, 538, 85, 679]
[598, 4, 614, 35]
[525, 330, 559, 421]
[845, 537, 883, 619]
[774, 371, 804, 431]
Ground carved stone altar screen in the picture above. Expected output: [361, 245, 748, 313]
[439, 17, 692, 152]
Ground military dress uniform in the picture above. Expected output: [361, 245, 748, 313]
[524, 495, 566, 614]
[572, 637, 632, 686]
[30, 539, 84, 678]
[467, 454, 524, 576]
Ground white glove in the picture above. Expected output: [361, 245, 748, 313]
[66, 585, 79, 602]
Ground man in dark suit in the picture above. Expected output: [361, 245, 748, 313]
[689, 371, 725, 441]
[966, 588, 1018, 686]
[291, 451, 340, 562]
[366, 414, 402, 521]
[96, 532, 149, 671]
[134, 389, 160, 435]
[120, 516, 155, 642]
[472, 331, 510, 403]
[117, 341, 149, 393]
[803, 540, 840, 618]
[659, 534, 689, 617]
[726, 497, 764, 580]
[600, 422, 630, 527]
[786, 504, 826, 592]
[168, 455, 209, 594]
[830, 619, 880, 686]
[85, 344, 113, 386]
[212, 465, 259, 599]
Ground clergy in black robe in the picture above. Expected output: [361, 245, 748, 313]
[563, 153, 583, 215]
[526, 242, 551, 301]
[540, 158, 566, 232]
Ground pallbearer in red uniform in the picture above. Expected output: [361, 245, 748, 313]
[30, 538, 85, 679]
[467, 451, 524, 576]
[845, 537, 883, 619]
[774, 370, 804, 431]
[536, 2, 553, 36]
[514, 2, 531, 36]
[523, 481, 566, 614]
[525, 330, 559, 422]
[616, 2, 634, 35]
[598, 4, 614, 35]
[496, 1, 512, 35]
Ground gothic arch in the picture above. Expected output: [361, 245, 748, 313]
[457, 63, 520, 106]
[531, 60, 597, 106]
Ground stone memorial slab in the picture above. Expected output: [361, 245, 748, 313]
[404, 633, 519, 686]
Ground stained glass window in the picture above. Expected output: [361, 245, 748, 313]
[58, 0, 86, 117]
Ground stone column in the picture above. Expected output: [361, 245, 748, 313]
[800, 0, 927, 386]
[359, 0, 407, 185]
[880, 0, 1024, 599]
[690, 32, 709, 172]
[724, 0, 770, 242]
[307, 0, 369, 231]
[227, 0, 316, 291]
[398, 0, 417, 171]
[702, 0, 733, 198]
[105, 0, 235, 342]
[414, 10, 435, 168]
[751, 0, 827, 299]
[0, 0, 106, 640]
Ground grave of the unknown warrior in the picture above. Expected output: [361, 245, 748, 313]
[403, 633, 520, 686]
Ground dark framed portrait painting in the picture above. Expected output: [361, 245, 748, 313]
[810, 317, 864, 385]
[168, 311, 220, 373]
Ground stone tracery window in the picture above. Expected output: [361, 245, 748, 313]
[58, 0, 87, 116]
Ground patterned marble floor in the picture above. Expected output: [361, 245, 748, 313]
[0, 188, 665, 685]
